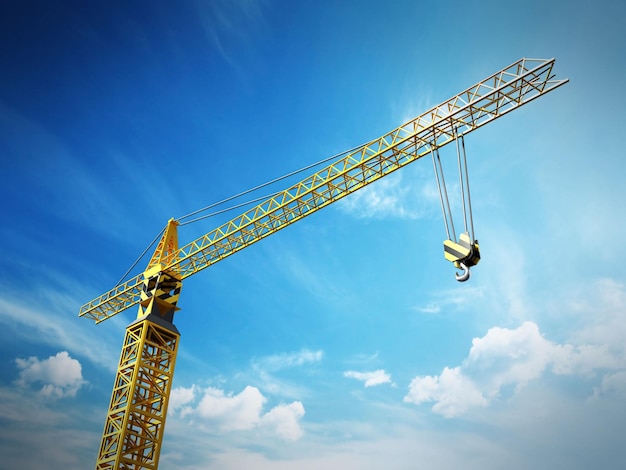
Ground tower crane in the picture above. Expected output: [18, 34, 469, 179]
[79, 58, 568, 469]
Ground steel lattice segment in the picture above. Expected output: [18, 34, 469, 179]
[95, 317, 179, 470]
[79, 57, 568, 323]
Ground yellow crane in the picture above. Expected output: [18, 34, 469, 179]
[79, 58, 568, 469]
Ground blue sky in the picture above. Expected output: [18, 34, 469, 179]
[1, 0, 625, 468]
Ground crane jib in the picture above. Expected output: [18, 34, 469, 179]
[79, 58, 569, 323]
[81, 57, 568, 470]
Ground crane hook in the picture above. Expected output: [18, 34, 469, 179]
[455, 262, 470, 282]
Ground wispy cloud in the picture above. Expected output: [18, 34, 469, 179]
[0, 379, 101, 470]
[248, 349, 323, 399]
[160, 419, 512, 470]
[566, 278, 626, 350]
[274, 250, 350, 306]
[412, 285, 484, 315]
[339, 170, 437, 220]
[194, 0, 269, 70]
[591, 371, 626, 400]
[0, 289, 123, 372]
[344, 369, 392, 388]
[344, 351, 381, 366]
[0, 100, 175, 242]
[252, 349, 323, 372]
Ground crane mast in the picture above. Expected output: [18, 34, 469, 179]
[95, 220, 182, 469]
[81, 58, 568, 469]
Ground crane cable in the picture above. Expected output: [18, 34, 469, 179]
[113, 226, 165, 288]
[430, 144, 456, 242]
[431, 129, 476, 245]
[113, 140, 372, 286]
[176, 141, 371, 226]
[117, 134, 475, 287]
[455, 128, 475, 242]
[177, 191, 281, 226]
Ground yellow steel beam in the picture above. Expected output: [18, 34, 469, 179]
[95, 318, 179, 469]
[79, 58, 568, 324]
[95, 274, 181, 469]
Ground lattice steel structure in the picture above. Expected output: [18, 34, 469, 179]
[95, 265, 181, 469]
[96, 317, 179, 469]
[80, 58, 568, 469]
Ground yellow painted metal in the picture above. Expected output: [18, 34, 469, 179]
[444, 232, 481, 269]
[145, 218, 180, 276]
[81, 58, 568, 469]
[95, 316, 179, 470]
[95, 228, 182, 469]
[137, 269, 182, 322]
[79, 57, 568, 324]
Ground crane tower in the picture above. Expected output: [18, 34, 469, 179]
[79, 58, 568, 469]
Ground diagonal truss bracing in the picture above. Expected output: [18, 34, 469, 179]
[80, 58, 568, 323]
[95, 318, 178, 470]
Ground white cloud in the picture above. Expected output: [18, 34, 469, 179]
[344, 369, 392, 387]
[412, 285, 484, 315]
[591, 371, 626, 400]
[194, 386, 266, 430]
[413, 303, 441, 314]
[405, 321, 626, 417]
[171, 384, 306, 440]
[405, 367, 487, 418]
[260, 400, 305, 441]
[253, 349, 323, 372]
[194, 0, 268, 70]
[339, 171, 432, 220]
[567, 278, 626, 350]
[248, 349, 324, 399]
[277, 249, 346, 302]
[170, 385, 197, 411]
[15, 351, 85, 399]
[160, 419, 522, 470]
[466, 322, 558, 394]
[0, 293, 122, 372]
[479, 226, 531, 321]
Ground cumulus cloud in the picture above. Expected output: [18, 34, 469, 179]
[15, 351, 85, 399]
[169, 385, 197, 411]
[405, 321, 625, 417]
[171, 384, 305, 441]
[405, 367, 487, 417]
[344, 369, 392, 387]
[195, 386, 266, 431]
[259, 401, 305, 441]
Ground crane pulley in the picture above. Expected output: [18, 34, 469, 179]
[80, 58, 568, 470]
